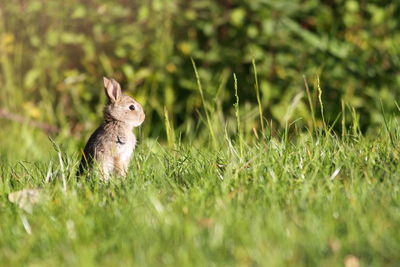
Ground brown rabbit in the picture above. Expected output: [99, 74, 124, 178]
[78, 77, 145, 179]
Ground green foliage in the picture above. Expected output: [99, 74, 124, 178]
[1, 1, 399, 143]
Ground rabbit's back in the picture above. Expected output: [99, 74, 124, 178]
[78, 124, 107, 175]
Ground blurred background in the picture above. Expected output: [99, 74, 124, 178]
[0, 0, 399, 158]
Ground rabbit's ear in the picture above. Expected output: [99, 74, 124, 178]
[103, 77, 122, 103]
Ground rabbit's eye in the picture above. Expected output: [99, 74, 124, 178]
[129, 105, 136, 111]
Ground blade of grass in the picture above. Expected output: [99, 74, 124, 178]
[380, 99, 396, 149]
[341, 99, 346, 138]
[164, 106, 176, 147]
[191, 58, 217, 148]
[303, 75, 316, 131]
[252, 59, 264, 135]
[233, 73, 243, 160]
[316, 75, 326, 130]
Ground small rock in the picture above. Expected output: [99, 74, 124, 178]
[344, 255, 360, 267]
[8, 188, 43, 213]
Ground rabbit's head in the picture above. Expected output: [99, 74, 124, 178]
[103, 77, 145, 127]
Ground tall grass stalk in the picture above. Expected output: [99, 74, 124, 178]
[380, 99, 396, 149]
[233, 73, 243, 159]
[350, 106, 360, 138]
[303, 75, 316, 131]
[191, 58, 217, 148]
[164, 106, 176, 147]
[316, 75, 326, 129]
[341, 99, 346, 137]
[49, 137, 67, 192]
[252, 59, 264, 136]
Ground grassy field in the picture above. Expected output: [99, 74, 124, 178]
[1, 1, 400, 266]
[1, 120, 399, 266]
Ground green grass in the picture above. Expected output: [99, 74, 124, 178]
[1, 121, 400, 266]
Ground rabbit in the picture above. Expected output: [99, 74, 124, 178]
[78, 77, 145, 179]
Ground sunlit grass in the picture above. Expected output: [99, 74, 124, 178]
[1, 119, 400, 266]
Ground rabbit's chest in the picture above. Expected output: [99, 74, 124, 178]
[115, 134, 136, 163]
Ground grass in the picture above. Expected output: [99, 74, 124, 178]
[1, 119, 400, 266]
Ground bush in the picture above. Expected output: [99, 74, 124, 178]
[1, 0, 399, 141]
